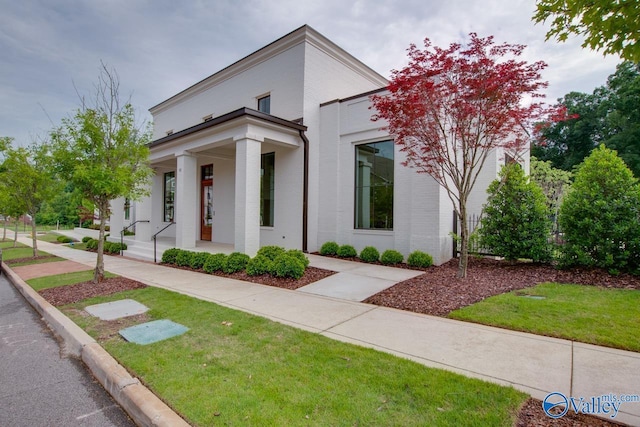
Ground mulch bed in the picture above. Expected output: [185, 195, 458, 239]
[516, 398, 623, 427]
[364, 257, 640, 317]
[39, 277, 147, 306]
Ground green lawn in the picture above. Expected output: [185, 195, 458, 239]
[1, 247, 63, 266]
[37, 232, 65, 243]
[0, 240, 27, 249]
[27, 270, 115, 291]
[62, 286, 528, 426]
[449, 283, 640, 352]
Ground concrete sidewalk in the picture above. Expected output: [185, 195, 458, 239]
[12, 236, 640, 426]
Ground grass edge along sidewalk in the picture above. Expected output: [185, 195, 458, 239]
[27, 270, 526, 426]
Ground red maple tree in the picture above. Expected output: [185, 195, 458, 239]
[372, 33, 565, 278]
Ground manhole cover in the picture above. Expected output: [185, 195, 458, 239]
[119, 319, 189, 345]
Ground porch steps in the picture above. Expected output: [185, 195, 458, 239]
[108, 237, 170, 263]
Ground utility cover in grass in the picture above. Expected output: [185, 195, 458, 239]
[85, 299, 149, 321]
[119, 319, 189, 345]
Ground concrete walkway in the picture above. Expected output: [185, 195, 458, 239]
[11, 236, 640, 426]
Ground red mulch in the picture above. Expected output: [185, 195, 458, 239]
[364, 257, 640, 317]
[39, 277, 147, 306]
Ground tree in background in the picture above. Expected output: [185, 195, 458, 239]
[534, 62, 640, 176]
[51, 64, 154, 283]
[372, 33, 563, 278]
[530, 157, 572, 236]
[559, 145, 640, 274]
[0, 139, 60, 256]
[478, 163, 552, 263]
[533, 0, 640, 62]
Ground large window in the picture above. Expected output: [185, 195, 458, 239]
[355, 141, 394, 229]
[164, 171, 175, 222]
[124, 198, 130, 221]
[257, 95, 271, 114]
[260, 153, 275, 227]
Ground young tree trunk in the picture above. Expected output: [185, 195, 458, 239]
[2, 220, 6, 241]
[13, 221, 18, 247]
[93, 203, 108, 284]
[30, 216, 38, 257]
[457, 206, 469, 279]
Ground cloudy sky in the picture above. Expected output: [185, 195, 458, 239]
[1, 0, 621, 145]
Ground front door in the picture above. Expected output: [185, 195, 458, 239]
[201, 164, 213, 240]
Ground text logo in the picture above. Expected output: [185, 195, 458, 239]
[543, 392, 569, 419]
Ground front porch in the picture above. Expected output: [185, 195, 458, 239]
[115, 235, 235, 263]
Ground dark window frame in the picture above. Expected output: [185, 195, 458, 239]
[260, 152, 275, 227]
[164, 171, 175, 222]
[257, 95, 271, 114]
[354, 140, 394, 230]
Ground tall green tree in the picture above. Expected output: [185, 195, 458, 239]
[533, 0, 640, 62]
[530, 157, 572, 235]
[559, 145, 640, 274]
[534, 62, 640, 176]
[478, 163, 552, 262]
[0, 140, 60, 255]
[51, 65, 153, 283]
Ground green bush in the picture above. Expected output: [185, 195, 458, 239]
[82, 236, 93, 243]
[56, 235, 73, 243]
[161, 248, 180, 264]
[257, 245, 285, 261]
[190, 252, 212, 270]
[86, 239, 98, 250]
[272, 254, 305, 279]
[175, 250, 194, 267]
[319, 241, 339, 256]
[477, 163, 552, 262]
[359, 246, 380, 263]
[203, 253, 228, 273]
[286, 249, 309, 267]
[381, 249, 403, 265]
[407, 250, 433, 268]
[224, 252, 250, 273]
[337, 244, 357, 258]
[559, 145, 640, 273]
[246, 255, 274, 276]
[103, 242, 114, 253]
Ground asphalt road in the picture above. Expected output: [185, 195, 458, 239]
[0, 272, 135, 427]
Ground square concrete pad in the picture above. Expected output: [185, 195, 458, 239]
[85, 299, 149, 321]
[297, 272, 396, 301]
[119, 319, 188, 345]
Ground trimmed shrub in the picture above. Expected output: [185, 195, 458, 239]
[57, 235, 73, 243]
[337, 244, 357, 258]
[175, 250, 194, 267]
[86, 239, 98, 250]
[272, 254, 305, 279]
[203, 253, 228, 273]
[246, 255, 274, 276]
[359, 246, 380, 263]
[477, 163, 552, 262]
[257, 245, 285, 261]
[286, 249, 309, 268]
[319, 241, 339, 256]
[161, 248, 180, 264]
[190, 252, 211, 270]
[407, 250, 433, 268]
[223, 252, 250, 273]
[82, 236, 93, 243]
[381, 249, 403, 265]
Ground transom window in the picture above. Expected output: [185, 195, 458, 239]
[164, 171, 175, 222]
[355, 140, 394, 230]
[257, 95, 271, 114]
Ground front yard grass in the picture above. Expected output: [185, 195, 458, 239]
[0, 240, 27, 249]
[36, 232, 65, 243]
[27, 270, 116, 291]
[62, 286, 528, 426]
[449, 282, 640, 352]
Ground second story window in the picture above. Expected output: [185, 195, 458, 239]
[257, 95, 271, 114]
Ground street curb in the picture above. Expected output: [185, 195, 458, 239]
[1, 262, 190, 427]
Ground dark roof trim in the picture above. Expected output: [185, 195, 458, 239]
[319, 87, 388, 108]
[149, 107, 307, 148]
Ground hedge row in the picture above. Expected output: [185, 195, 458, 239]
[161, 245, 310, 280]
[84, 238, 127, 254]
[319, 241, 433, 268]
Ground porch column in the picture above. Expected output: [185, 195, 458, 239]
[176, 152, 198, 249]
[109, 197, 125, 237]
[234, 135, 262, 256]
[135, 192, 152, 242]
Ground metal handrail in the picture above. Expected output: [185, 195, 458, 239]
[120, 220, 150, 255]
[153, 222, 175, 263]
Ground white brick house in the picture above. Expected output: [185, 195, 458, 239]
[110, 25, 522, 265]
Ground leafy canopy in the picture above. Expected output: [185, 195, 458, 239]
[478, 163, 552, 262]
[533, 0, 640, 62]
[371, 33, 564, 277]
[559, 145, 640, 274]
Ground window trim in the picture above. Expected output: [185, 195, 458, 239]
[354, 140, 394, 230]
[163, 171, 175, 223]
[257, 94, 271, 114]
[260, 152, 275, 227]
